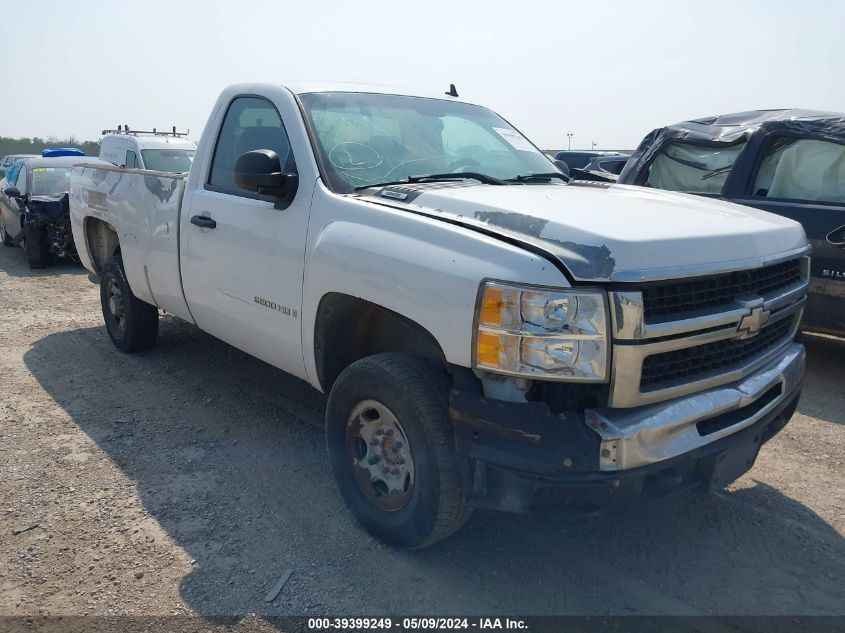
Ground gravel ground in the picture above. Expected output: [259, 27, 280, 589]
[0, 244, 843, 622]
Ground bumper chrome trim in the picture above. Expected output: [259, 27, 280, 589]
[588, 343, 805, 471]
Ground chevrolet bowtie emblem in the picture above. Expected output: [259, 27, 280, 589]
[737, 299, 770, 339]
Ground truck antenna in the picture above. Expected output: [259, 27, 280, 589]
[445, 83, 458, 98]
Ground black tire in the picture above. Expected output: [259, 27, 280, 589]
[100, 256, 159, 352]
[326, 353, 471, 548]
[0, 218, 13, 246]
[25, 227, 51, 268]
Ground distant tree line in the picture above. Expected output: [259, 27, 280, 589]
[0, 136, 100, 158]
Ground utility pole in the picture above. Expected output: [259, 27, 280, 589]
[566, 133, 574, 150]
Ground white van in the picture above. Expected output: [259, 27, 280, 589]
[98, 127, 197, 173]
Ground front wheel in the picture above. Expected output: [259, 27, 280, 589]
[326, 353, 471, 548]
[100, 256, 159, 352]
[25, 226, 51, 268]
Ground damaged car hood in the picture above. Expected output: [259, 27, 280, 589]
[360, 182, 808, 282]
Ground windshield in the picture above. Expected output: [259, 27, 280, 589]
[30, 167, 71, 195]
[299, 92, 555, 193]
[645, 140, 747, 194]
[141, 149, 196, 172]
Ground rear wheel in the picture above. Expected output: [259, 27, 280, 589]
[25, 226, 51, 268]
[326, 353, 471, 548]
[100, 256, 159, 352]
[0, 219, 13, 246]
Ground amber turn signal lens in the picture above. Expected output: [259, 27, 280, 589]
[479, 287, 503, 327]
[476, 331, 501, 367]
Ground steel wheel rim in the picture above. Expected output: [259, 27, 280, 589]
[105, 275, 126, 335]
[346, 399, 415, 512]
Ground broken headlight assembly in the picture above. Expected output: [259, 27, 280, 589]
[473, 281, 609, 381]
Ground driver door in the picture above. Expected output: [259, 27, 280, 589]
[180, 95, 312, 380]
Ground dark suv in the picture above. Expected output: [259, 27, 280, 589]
[618, 109, 845, 337]
[553, 150, 626, 170]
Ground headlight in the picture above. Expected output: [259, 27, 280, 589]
[474, 281, 608, 381]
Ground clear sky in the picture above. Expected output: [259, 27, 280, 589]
[5, 0, 843, 150]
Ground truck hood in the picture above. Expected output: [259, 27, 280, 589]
[362, 182, 809, 282]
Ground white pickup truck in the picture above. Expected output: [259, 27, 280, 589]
[69, 82, 810, 548]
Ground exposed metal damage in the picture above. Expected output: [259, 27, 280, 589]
[472, 209, 616, 279]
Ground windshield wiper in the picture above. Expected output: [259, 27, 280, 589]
[507, 172, 569, 183]
[353, 171, 505, 191]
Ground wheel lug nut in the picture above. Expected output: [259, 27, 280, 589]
[385, 429, 394, 436]
[375, 429, 384, 436]
[381, 466, 389, 474]
[370, 438, 379, 446]
[391, 467, 400, 475]
[368, 455, 381, 465]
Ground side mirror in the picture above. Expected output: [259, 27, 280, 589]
[3, 186, 21, 198]
[234, 150, 298, 209]
[554, 159, 570, 178]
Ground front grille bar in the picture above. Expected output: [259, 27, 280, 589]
[641, 259, 802, 321]
[640, 317, 793, 390]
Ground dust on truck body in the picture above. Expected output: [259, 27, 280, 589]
[69, 82, 810, 547]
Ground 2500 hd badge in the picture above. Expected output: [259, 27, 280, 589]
[255, 296, 298, 318]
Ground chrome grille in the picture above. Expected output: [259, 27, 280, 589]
[608, 253, 809, 408]
[641, 259, 802, 321]
[640, 316, 794, 390]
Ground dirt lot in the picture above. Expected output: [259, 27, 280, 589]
[0, 244, 843, 622]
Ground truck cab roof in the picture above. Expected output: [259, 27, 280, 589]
[278, 80, 482, 106]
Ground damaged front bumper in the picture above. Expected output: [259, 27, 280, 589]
[448, 343, 805, 513]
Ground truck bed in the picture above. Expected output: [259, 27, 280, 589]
[69, 163, 193, 322]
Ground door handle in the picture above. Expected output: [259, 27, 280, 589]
[826, 225, 845, 247]
[190, 215, 217, 229]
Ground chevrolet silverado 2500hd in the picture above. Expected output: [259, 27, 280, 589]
[69, 83, 810, 548]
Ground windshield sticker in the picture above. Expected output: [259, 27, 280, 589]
[493, 128, 536, 152]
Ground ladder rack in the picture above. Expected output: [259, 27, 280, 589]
[101, 125, 190, 138]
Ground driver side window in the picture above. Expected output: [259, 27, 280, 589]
[752, 137, 845, 204]
[8, 162, 24, 187]
[208, 96, 297, 195]
[13, 165, 26, 192]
